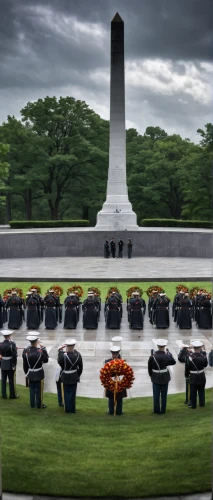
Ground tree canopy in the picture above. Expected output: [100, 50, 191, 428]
[0, 96, 211, 224]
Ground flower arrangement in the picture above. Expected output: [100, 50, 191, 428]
[3, 287, 24, 300]
[66, 285, 84, 297]
[105, 286, 120, 300]
[51, 285, 63, 296]
[189, 286, 208, 299]
[88, 287, 101, 296]
[176, 284, 189, 293]
[100, 359, 134, 392]
[29, 285, 42, 294]
[146, 285, 165, 297]
[126, 286, 143, 298]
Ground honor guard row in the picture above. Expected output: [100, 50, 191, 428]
[104, 238, 132, 259]
[1, 331, 210, 415]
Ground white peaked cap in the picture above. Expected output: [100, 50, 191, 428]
[11, 291, 17, 294]
[1, 330, 13, 336]
[26, 334, 39, 341]
[65, 338, 76, 345]
[159, 293, 165, 296]
[110, 345, 121, 352]
[182, 344, 189, 348]
[191, 340, 203, 347]
[69, 293, 75, 296]
[156, 338, 168, 346]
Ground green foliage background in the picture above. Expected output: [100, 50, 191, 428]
[0, 96, 212, 224]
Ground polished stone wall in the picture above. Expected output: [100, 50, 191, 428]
[0, 229, 212, 258]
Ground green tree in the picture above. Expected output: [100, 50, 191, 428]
[21, 96, 108, 220]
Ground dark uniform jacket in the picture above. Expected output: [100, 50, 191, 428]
[148, 350, 176, 384]
[64, 296, 78, 308]
[22, 346, 49, 381]
[0, 339, 17, 370]
[58, 349, 83, 385]
[185, 352, 208, 385]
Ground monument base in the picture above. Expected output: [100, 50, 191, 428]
[95, 196, 138, 231]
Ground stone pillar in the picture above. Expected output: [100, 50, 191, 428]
[95, 13, 138, 231]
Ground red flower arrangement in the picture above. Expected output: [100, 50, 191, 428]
[29, 285, 42, 294]
[100, 359, 135, 393]
[88, 287, 101, 296]
[146, 285, 165, 297]
[189, 286, 208, 299]
[3, 287, 24, 301]
[51, 285, 63, 296]
[66, 285, 84, 297]
[126, 286, 143, 298]
[105, 286, 120, 300]
[176, 284, 189, 293]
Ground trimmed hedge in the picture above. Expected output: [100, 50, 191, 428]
[9, 220, 90, 228]
[140, 218, 212, 229]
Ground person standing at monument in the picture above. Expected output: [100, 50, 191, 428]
[6, 291, 23, 329]
[148, 339, 176, 414]
[0, 295, 5, 328]
[127, 238, 132, 258]
[104, 240, 110, 258]
[22, 333, 49, 408]
[0, 330, 18, 399]
[118, 238, 124, 258]
[110, 238, 116, 258]
[58, 338, 83, 413]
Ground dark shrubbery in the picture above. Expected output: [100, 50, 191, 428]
[9, 220, 90, 228]
[140, 219, 212, 229]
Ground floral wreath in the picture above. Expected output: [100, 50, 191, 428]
[67, 285, 84, 297]
[3, 287, 24, 300]
[126, 286, 143, 298]
[51, 285, 63, 296]
[29, 284, 42, 295]
[88, 287, 101, 296]
[189, 286, 208, 299]
[146, 285, 165, 297]
[100, 359, 134, 393]
[176, 284, 189, 293]
[106, 286, 120, 301]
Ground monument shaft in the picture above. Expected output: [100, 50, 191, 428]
[96, 13, 138, 230]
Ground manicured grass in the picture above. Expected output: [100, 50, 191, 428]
[0, 281, 211, 301]
[0, 385, 211, 498]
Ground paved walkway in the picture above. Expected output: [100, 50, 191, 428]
[0, 257, 211, 280]
[12, 304, 212, 398]
[2, 490, 212, 499]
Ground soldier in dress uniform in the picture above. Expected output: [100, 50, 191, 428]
[178, 344, 193, 405]
[185, 340, 208, 409]
[128, 291, 145, 330]
[118, 238, 124, 258]
[0, 330, 19, 399]
[148, 290, 158, 324]
[148, 339, 176, 414]
[172, 291, 184, 323]
[82, 292, 99, 329]
[110, 238, 116, 258]
[153, 293, 170, 329]
[44, 290, 59, 329]
[26, 291, 40, 330]
[127, 238, 132, 258]
[57, 338, 83, 413]
[104, 346, 126, 416]
[22, 333, 49, 409]
[177, 293, 192, 329]
[6, 291, 23, 329]
[0, 295, 5, 328]
[64, 293, 78, 329]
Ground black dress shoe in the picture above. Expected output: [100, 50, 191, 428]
[58, 403, 64, 407]
[42, 404, 47, 409]
[10, 395, 19, 399]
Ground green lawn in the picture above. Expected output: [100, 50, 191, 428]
[0, 385, 211, 498]
[0, 281, 211, 301]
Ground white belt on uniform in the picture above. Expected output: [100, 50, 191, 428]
[63, 369, 77, 374]
[190, 369, 204, 374]
[152, 369, 168, 373]
[2, 356, 12, 360]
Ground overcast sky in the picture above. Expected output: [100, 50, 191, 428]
[0, 0, 212, 142]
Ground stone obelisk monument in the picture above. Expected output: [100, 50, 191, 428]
[95, 12, 138, 230]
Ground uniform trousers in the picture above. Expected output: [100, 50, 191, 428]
[152, 383, 168, 414]
[29, 380, 42, 408]
[56, 380, 63, 405]
[108, 398, 123, 415]
[190, 383, 205, 408]
[1, 369, 16, 398]
[63, 383, 77, 413]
